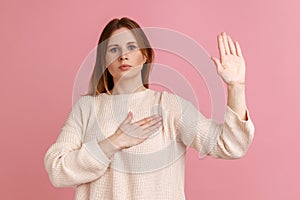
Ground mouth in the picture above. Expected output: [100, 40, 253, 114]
[119, 64, 132, 71]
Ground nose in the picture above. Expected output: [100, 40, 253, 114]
[118, 56, 128, 61]
[118, 48, 129, 61]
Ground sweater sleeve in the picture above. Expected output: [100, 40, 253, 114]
[44, 97, 111, 188]
[176, 99, 255, 159]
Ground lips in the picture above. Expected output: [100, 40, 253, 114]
[119, 64, 132, 70]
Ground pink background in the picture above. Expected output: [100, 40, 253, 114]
[1, 0, 299, 199]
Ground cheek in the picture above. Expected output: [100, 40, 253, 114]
[105, 53, 119, 67]
[133, 52, 146, 65]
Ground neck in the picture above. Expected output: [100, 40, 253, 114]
[110, 73, 146, 95]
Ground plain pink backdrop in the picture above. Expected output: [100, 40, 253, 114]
[1, 0, 299, 199]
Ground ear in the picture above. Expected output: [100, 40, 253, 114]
[143, 55, 147, 64]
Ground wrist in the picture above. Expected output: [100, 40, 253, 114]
[98, 135, 122, 159]
[227, 82, 245, 91]
[107, 134, 123, 150]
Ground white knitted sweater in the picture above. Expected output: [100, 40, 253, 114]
[44, 88, 255, 200]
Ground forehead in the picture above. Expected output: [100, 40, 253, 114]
[107, 28, 137, 45]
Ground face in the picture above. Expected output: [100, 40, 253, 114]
[105, 27, 147, 82]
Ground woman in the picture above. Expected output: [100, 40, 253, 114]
[44, 17, 255, 199]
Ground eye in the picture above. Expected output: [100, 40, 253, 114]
[128, 45, 137, 51]
[109, 47, 118, 53]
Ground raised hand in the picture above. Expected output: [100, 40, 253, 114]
[211, 32, 246, 86]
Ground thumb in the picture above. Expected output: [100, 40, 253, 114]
[210, 56, 223, 73]
[124, 111, 133, 123]
[120, 111, 133, 127]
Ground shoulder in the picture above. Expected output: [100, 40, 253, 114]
[71, 95, 95, 111]
[74, 95, 94, 105]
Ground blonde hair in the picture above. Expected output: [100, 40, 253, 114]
[84, 17, 154, 96]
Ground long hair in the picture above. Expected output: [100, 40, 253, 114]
[85, 17, 154, 96]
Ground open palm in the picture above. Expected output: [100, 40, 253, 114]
[211, 32, 246, 86]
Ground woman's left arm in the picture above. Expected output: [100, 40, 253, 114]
[177, 32, 255, 159]
[211, 32, 249, 120]
[209, 32, 254, 158]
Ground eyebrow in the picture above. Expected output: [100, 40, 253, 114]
[107, 41, 137, 48]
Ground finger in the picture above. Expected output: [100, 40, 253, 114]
[211, 56, 224, 72]
[121, 118, 149, 135]
[128, 126, 145, 139]
[134, 119, 162, 140]
[134, 115, 161, 126]
[127, 117, 162, 138]
[122, 111, 132, 124]
[222, 32, 230, 55]
[217, 34, 226, 60]
[141, 121, 162, 137]
[227, 35, 236, 55]
[235, 41, 243, 57]
[140, 117, 162, 129]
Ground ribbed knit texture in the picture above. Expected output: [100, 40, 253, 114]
[44, 89, 255, 200]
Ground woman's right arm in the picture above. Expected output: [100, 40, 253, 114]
[44, 98, 115, 188]
[44, 99, 162, 188]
